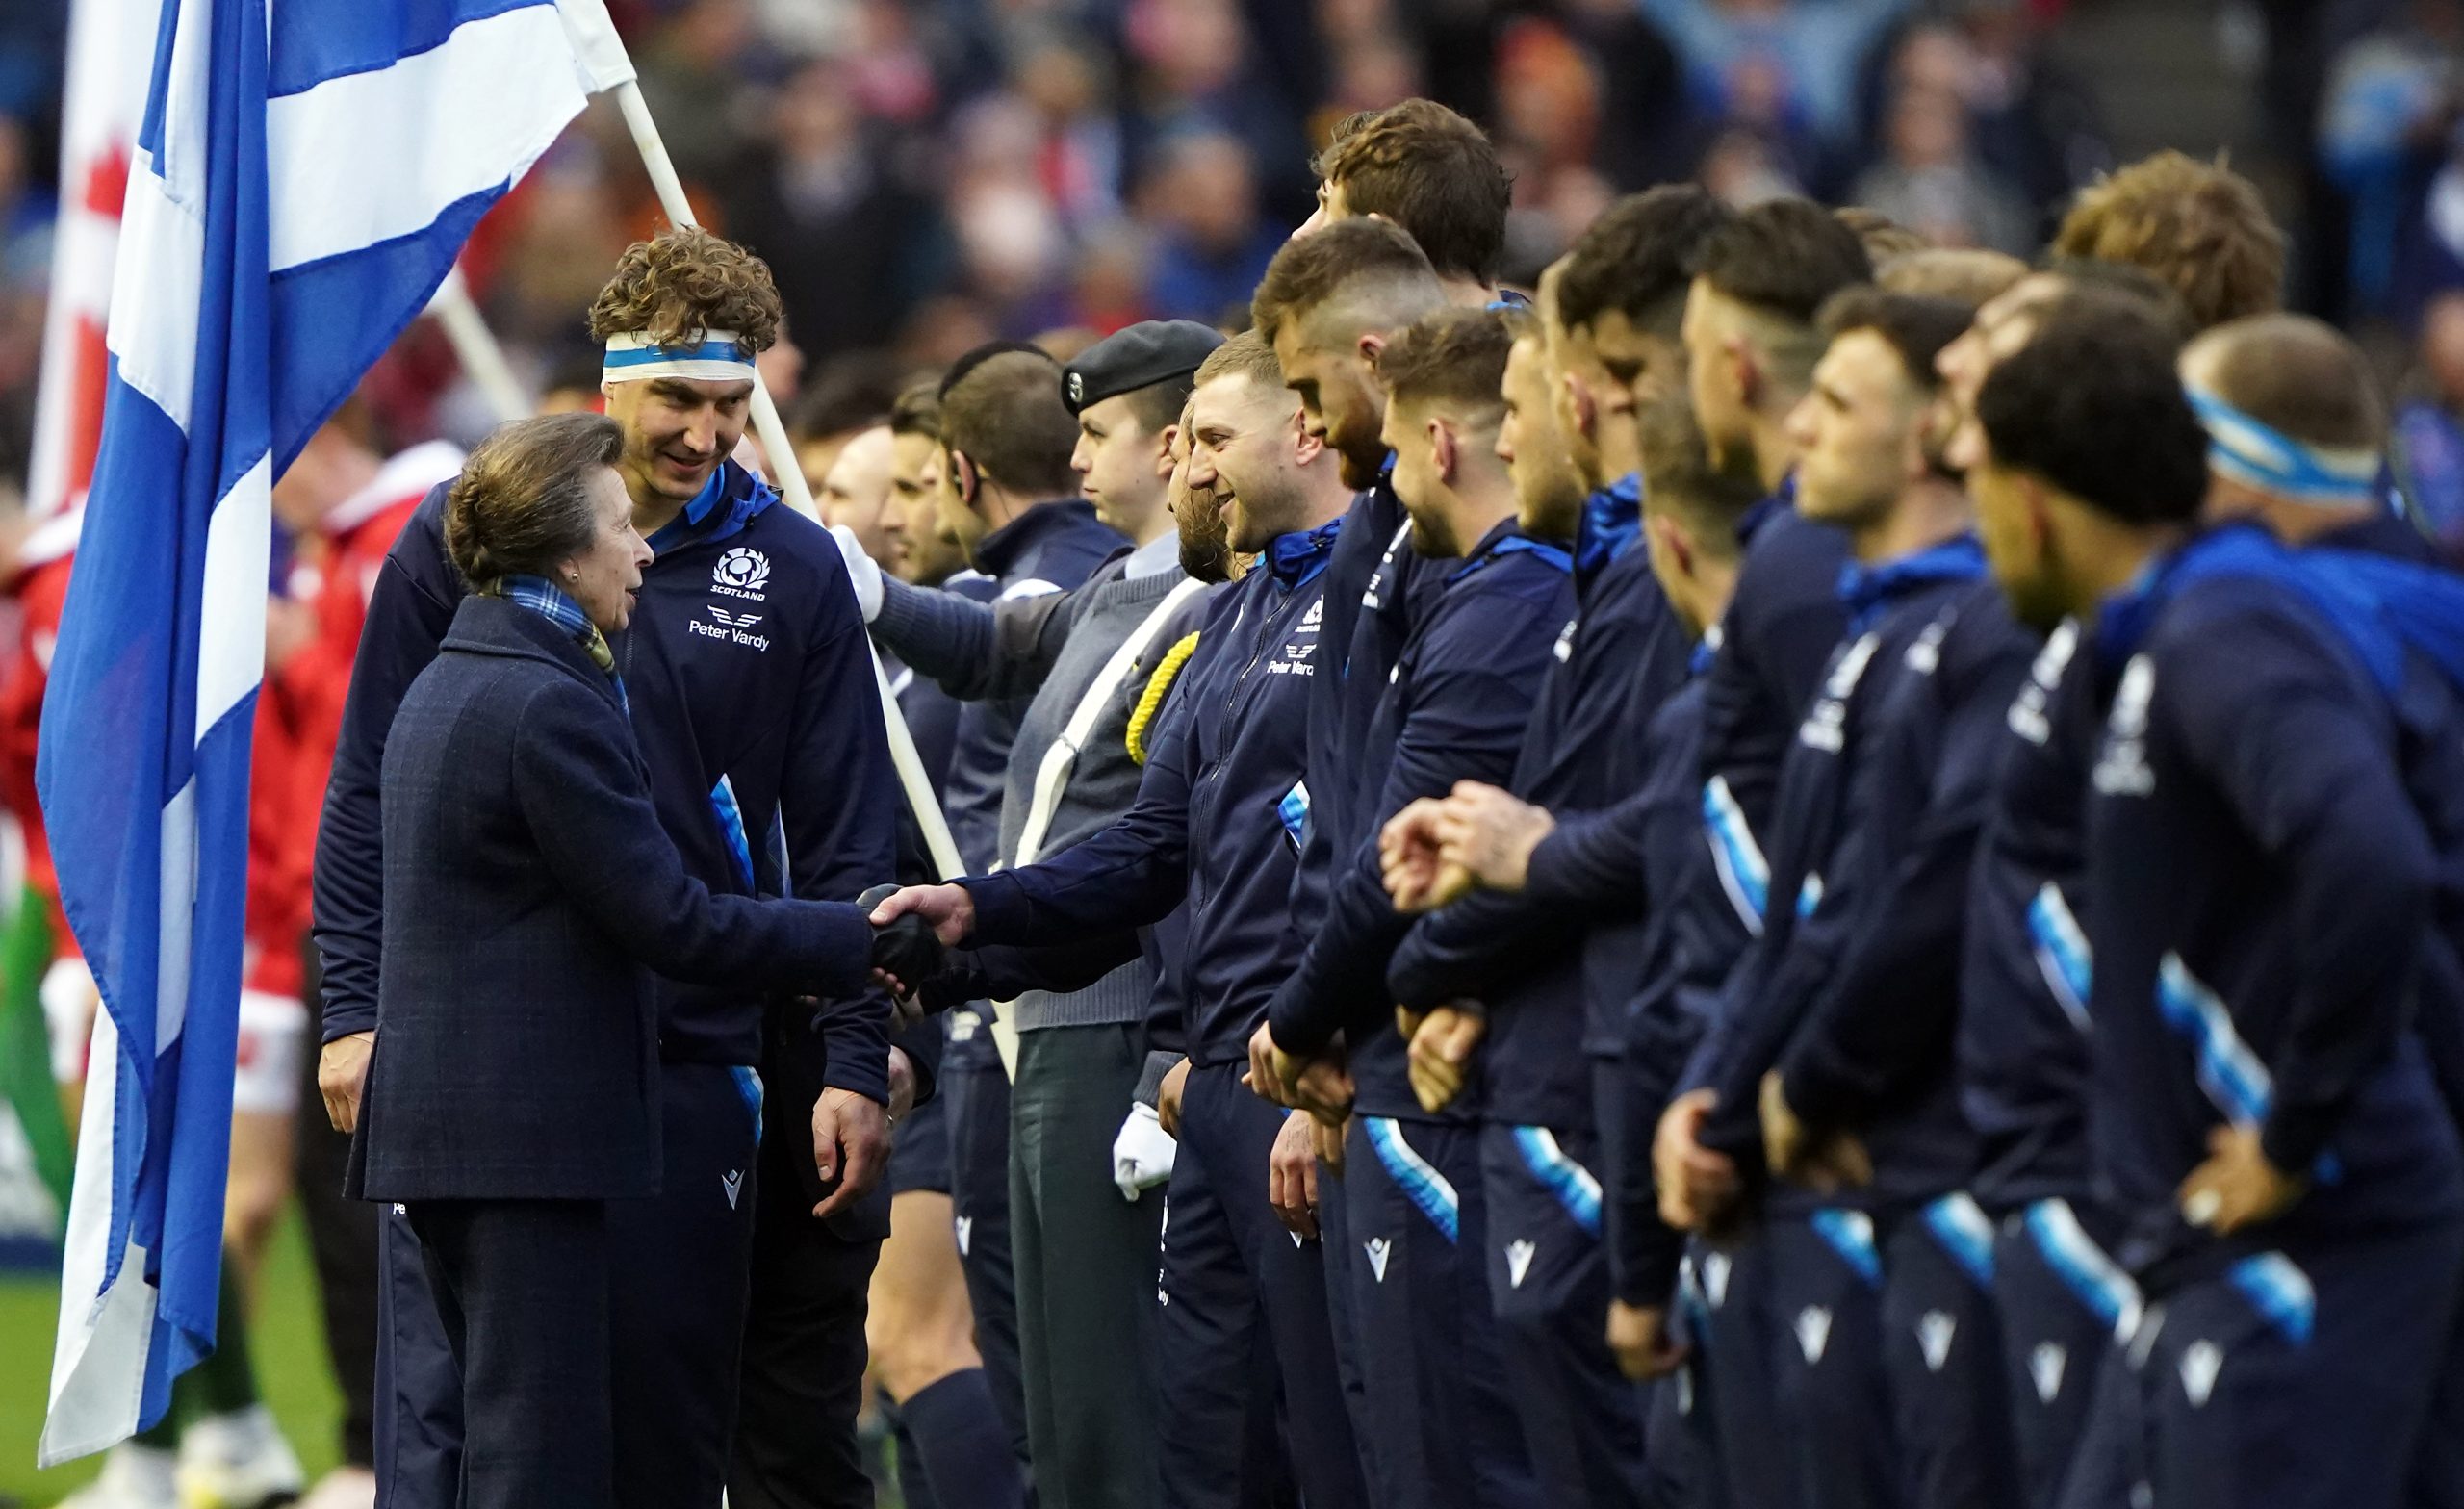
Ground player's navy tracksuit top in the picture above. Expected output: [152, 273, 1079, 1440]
[313, 459, 902, 1101]
[1961, 511, 2452, 1223]
[1672, 493, 1851, 1058]
[1293, 472, 1440, 908]
[1606, 667, 1715, 1302]
[1687, 536, 2027, 1217]
[960, 523, 1337, 1068]
[933, 498, 1122, 1077]
[2084, 524, 2464, 1285]
[1266, 520, 1577, 1121]
[1384, 475, 1692, 1132]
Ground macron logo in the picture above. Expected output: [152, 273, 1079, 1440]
[2180, 1342, 2223, 1409]
[2031, 1343, 2067, 1404]
[955, 1216, 974, 1256]
[721, 1169, 743, 1209]
[1797, 1306, 1833, 1365]
[1505, 1240, 1537, 1290]
[1702, 1251, 1732, 1309]
[1365, 1238, 1393, 1283]
[1919, 1311, 1957, 1373]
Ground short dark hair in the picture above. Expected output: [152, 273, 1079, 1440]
[1312, 99, 1511, 286]
[2053, 150, 2284, 331]
[940, 349, 1080, 498]
[1377, 306, 1514, 418]
[1555, 187, 1734, 343]
[587, 226, 783, 353]
[2186, 313, 2384, 450]
[1687, 198, 1874, 325]
[791, 356, 909, 444]
[1977, 299, 2209, 525]
[445, 413, 626, 593]
[1252, 217, 1444, 347]
[1638, 396, 1762, 558]
[1815, 288, 1975, 392]
[1122, 371, 1200, 435]
[888, 380, 942, 442]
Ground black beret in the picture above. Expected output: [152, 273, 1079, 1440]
[1062, 320, 1225, 414]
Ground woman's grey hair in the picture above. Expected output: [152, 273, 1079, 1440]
[443, 412, 626, 593]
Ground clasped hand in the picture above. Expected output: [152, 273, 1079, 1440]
[860, 882, 971, 997]
[1379, 781, 1555, 913]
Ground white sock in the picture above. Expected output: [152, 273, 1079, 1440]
[181, 1402, 279, 1463]
[98, 1441, 178, 1496]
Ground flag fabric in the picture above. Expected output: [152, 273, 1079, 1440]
[24, 0, 156, 525]
[38, 0, 620, 1465]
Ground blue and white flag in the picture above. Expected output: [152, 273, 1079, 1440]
[38, 0, 629, 1464]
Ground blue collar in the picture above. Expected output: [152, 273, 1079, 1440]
[2092, 522, 2346, 680]
[1836, 533, 1987, 636]
[644, 456, 779, 555]
[1576, 473, 1644, 580]
[1448, 519, 1574, 583]
[1267, 518, 1343, 589]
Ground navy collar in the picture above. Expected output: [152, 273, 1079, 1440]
[1266, 518, 1343, 589]
[973, 498, 1100, 581]
[1576, 472, 1644, 580]
[1448, 518, 1574, 583]
[1836, 532, 1987, 636]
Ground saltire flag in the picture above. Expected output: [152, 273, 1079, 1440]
[38, 0, 631, 1465]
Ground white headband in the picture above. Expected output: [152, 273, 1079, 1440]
[603, 329, 757, 383]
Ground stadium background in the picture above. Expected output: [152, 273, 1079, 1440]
[0, 0, 2455, 1499]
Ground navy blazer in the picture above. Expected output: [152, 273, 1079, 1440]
[348, 597, 877, 1202]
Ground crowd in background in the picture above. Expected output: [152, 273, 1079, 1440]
[0, 0, 2440, 511]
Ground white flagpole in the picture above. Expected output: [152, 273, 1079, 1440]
[424, 265, 531, 426]
[564, 15, 964, 882]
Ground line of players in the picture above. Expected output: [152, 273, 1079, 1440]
[860, 107, 2464, 1509]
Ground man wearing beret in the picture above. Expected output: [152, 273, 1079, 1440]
[837, 319, 1226, 1509]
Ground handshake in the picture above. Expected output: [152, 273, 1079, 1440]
[858, 882, 979, 1003]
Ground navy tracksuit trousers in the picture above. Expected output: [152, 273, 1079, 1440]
[1345, 1115, 1537, 1509]
[2061, 1219, 2464, 1509]
[1155, 1063, 1367, 1509]
[1478, 1120, 1649, 1509]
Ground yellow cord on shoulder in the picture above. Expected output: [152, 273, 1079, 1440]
[1126, 631, 1203, 766]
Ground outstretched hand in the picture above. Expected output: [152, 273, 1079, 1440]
[860, 883, 947, 998]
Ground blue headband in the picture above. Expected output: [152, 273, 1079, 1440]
[2187, 387, 2379, 507]
[603, 329, 757, 383]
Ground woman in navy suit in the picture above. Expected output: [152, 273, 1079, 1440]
[346, 412, 889, 1509]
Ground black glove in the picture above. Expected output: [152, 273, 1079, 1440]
[860, 884, 945, 992]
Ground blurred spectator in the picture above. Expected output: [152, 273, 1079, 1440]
[1641, 0, 1913, 158]
[2393, 287, 2464, 547]
[1014, 33, 1126, 232]
[2319, 0, 2464, 318]
[633, 0, 766, 187]
[1141, 132, 1281, 321]
[1849, 83, 2033, 251]
[1123, 0, 1315, 214]
[1495, 19, 1619, 269]
[1861, 5, 2108, 222]
[722, 55, 948, 364]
